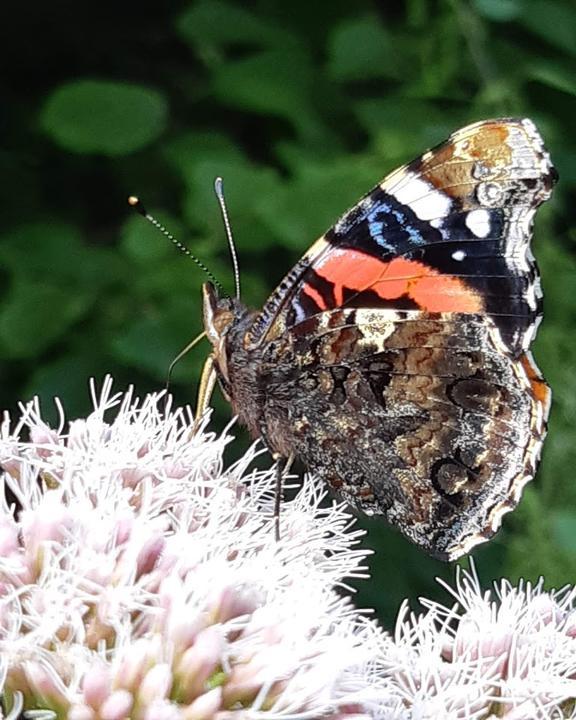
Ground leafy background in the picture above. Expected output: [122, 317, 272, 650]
[2, 0, 575, 624]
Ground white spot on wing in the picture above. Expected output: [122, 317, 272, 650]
[390, 174, 452, 221]
[525, 279, 538, 311]
[452, 249, 466, 261]
[465, 208, 491, 238]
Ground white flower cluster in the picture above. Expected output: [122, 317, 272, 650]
[0, 379, 382, 720]
[383, 568, 576, 719]
[1, 379, 576, 720]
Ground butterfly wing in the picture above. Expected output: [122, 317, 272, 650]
[241, 118, 555, 559]
[248, 118, 556, 358]
[260, 305, 549, 560]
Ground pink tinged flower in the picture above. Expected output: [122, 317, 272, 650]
[222, 655, 268, 708]
[99, 689, 134, 720]
[565, 610, 576, 639]
[0, 516, 19, 556]
[181, 686, 222, 720]
[135, 533, 166, 579]
[111, 512, 134, 547]
[142, 698, 182, 720]
[208, 583, 262, 624]
[384, 603, 497, 719]
[114, 637, 161, 693]
[521, 592, 564, 629]
[159, 580, 207, 654]
[137, 662, 173, 706]
[24, 659, 70, 713]
[498, 700, 544, 719]
[417, 564, 576, 717]
[0, 381, 385, 719]
[0, 453, 23, 481]
[82, 662, 112, 709]
[68, 704, 97, 720]
[174, 627, 224, 704]
[451, 613, 513, 677]
[29, 423, 63, 454]
[20, 491, 74, 575]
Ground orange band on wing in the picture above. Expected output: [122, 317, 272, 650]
[312, 249, 483, 313]
[519, 353, 551, 409]
[302, 282, 328, 310]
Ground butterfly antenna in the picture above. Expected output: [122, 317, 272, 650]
[128, 196, 225, 295]
[214, 177, 241, 299]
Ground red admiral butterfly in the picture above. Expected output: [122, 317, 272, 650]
[202, 118, 556, 561]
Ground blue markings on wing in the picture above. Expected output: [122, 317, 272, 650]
[367, 202, 425, 251]
[328, 190, 442, 258]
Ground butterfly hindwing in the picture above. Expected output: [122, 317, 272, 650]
[264, 307, 549, 559]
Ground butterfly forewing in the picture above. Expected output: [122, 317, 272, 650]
[250, 118, 556, 358]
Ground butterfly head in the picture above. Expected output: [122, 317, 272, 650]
[202, 281, 237, 342]
[202, 281, 253, 393]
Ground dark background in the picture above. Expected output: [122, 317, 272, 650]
[2, 0, 575, 624]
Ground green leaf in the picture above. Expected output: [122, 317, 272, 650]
[0, 222, 83, 277]
[256, 154, 384, 250]
[111, 296, 203, 382]
[551, 511, 576, 554]
[0, 221, 116, 288]
[539, 239, 576, 332]
[26, 354, 112, 425]
[163, 131, 245, 181]
[353, 515, 452, 627]
[40, 80, 168, 155]
[355, 99, 455, 160]
[527, 61, 576, 97]
[504, 487, 576, 588]
[177, 0, 296, 53]
[212, 50, 322, 138]
[327, 15, 400, 81]
[0, 282, 91, 359]
[519, 0, 576, 56]
[473, 0, 524, 22]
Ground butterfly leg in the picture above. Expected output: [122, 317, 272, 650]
[273, 454, 294, 542]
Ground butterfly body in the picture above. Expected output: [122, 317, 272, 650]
[202, 118, 556, 560]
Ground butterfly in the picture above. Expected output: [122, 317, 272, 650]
[201, 118, 556, 561]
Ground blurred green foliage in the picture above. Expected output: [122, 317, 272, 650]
[1, 0, 575, 624]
